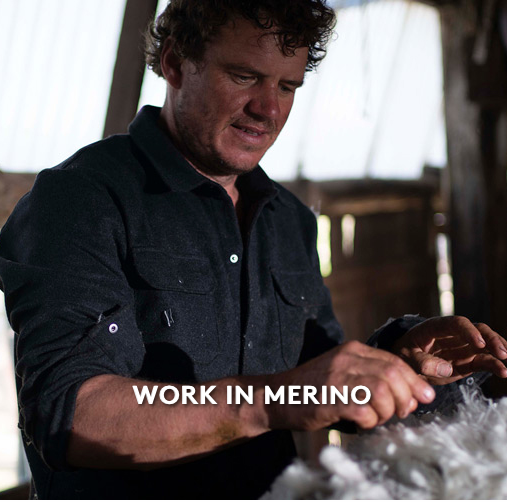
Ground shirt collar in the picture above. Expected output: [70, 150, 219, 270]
[128, 105, 278, 201]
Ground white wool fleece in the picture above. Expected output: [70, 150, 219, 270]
[263, 387, 507, 499]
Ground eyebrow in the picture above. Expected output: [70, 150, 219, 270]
[224, 63, 305, 88]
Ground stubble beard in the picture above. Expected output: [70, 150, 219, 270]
[173, 102, 271, 178]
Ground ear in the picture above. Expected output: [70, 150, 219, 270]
[160, 39, 183, 88]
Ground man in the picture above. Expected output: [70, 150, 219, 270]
[1, 0, 506, 499]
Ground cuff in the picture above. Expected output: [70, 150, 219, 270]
[367, 314, 427, 351]
[20, 304, 145, 471]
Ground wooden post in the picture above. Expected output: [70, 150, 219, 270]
[441, 2, 491, 322]
[103, 0, 159, 138]
[0, 172, 36, 226]
[480, 109, 507, 334]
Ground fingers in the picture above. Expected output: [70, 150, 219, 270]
[334, 373, 415, 428]
[277, 341, 436, 431]
[455, 353, 507, 378]
[399, 317, 507, 382]
[410, 316, 485, 349]
[339, 403, 379, 430]
[429, 336, 468, 351]
[439, 316, 486, 349]
[430, 322, 507, 377]
[354, 373, 398, 424]
[341, 342, 435, 402]
[376, 352, 436, 405]
[475, 323, 507, 360]
[368, 357, 433, 419]
[408, 350, 453, 378]
[440, 317, 507, 358]
[339, 342, 435, 418]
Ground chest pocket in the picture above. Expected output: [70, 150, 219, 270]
[132, 247, 220, 366]
[271, 269, 327, 368]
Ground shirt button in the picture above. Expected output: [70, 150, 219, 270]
[247, 341, 253, 349]
[230, 254, 239, 264]
[466, 377, 474, 386]
[109, 323, 118, 334]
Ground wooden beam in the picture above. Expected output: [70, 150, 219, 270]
[0, 482, 30, 500]
[103, 0, 159, 138]
[441, 3, 490, 322]
[480, 108, 507, 334]
[0, 172, 36, 226]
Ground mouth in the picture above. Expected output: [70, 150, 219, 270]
[231, 124, 270, 137]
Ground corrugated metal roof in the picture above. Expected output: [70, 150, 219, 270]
[261, 0, 447, 180]
[0, 0, 126, 172]
[0, 0, 445, 180]
[140, 0, 446, 181]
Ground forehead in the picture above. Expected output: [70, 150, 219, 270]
[203, 17, 308, 76]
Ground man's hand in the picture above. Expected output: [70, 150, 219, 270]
[393, 316, 507, 385]
[266, 341, 436, 431]
[69, 341, 436, 469]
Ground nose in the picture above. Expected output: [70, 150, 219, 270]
[247, 84, 281, 122]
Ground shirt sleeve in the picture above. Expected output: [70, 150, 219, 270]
[368, 314, 427, 350]
[0, 167, 146, 471]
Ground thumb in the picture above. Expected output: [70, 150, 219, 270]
[410, 351, 453, 378]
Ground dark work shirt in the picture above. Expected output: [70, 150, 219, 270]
[0, 106, 345, 499]
[0, 106, 483, 499]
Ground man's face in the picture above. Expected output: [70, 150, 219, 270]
[164, 18, 308, 177]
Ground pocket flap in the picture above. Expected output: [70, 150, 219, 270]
[132, 248, 214, 294]
[271, 269, 326, 307]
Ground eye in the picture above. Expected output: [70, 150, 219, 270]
[232, 74, 255, 84]
[280, 84, 296, 95]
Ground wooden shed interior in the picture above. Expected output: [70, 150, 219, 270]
[1, 0, 507, 497]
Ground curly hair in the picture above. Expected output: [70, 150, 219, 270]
[145, 0, 336, 76]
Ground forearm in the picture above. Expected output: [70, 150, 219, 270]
[67, 341, 439, 470]
[67, 374, 270, 470]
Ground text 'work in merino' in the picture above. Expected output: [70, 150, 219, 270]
[132, 385, 372, 405]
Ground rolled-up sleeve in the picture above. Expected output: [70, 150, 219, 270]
[0, 166, 145, 470]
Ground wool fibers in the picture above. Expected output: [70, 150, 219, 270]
[263, 388, 507, 499]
